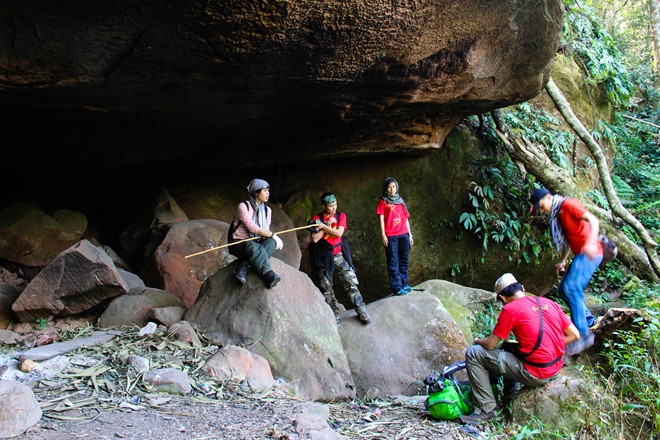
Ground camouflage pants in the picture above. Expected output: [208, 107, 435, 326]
[311, 253, 364, 316]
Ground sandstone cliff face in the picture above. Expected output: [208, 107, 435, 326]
[0, 0, 563, 174]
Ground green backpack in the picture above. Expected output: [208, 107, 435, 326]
[424, 360, 473, 421]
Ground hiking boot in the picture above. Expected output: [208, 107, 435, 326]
[395, 288, 408, 296]
[403, 285, 413, 292]
[356, 305, 371, 325]
[263, 270, 281, 289]
[459, 408, 502, 425]
[234, 261, 250, 285]
[565, 332, 595, 356]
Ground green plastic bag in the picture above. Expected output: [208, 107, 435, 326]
[425, 379, 473, 421]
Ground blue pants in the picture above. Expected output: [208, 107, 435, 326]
[384, 233, 410, 292]
[558, 253, 602, 337]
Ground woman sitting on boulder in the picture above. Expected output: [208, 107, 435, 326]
[228, 178, 283, 288]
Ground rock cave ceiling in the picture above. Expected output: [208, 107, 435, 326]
[0, 0, 564, 177]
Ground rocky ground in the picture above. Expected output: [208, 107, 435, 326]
[16, 389, 483, 440]
[0, 324, 512, 440]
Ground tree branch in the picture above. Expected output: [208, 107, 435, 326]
[545, 77, 660, 279]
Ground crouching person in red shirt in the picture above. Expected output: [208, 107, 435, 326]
[461, 273, 580, 425]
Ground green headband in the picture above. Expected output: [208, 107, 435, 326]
[322, 194, 337, 205]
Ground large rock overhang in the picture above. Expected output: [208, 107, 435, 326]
[0, 0, 563, 175]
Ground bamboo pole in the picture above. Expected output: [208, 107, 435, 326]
[184, 224, 318, 258]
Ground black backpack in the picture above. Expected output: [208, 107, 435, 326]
[227, 201, 271, 244]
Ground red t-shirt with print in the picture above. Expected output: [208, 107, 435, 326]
[376, 199, 410, 237]
[311, 211, 348, 256]
[493, 296, 572, 379]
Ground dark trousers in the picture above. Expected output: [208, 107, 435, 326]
[384, 233, 410, 292]
[229, 237, 276, 276]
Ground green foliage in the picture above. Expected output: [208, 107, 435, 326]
[503, 103, 574, 170]
[601, 313, 660, 435]
[589, 260, 628, 304]
[453, 151, 548, 266]
[566, 0, 654, 82]
[471, 302, 500, 339]
[562, 1, 633, 108]
[606, 112, 660, 244]
[511, 424, 543, 440]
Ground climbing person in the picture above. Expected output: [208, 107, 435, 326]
[529, 187, 602, 355]
[461, 273, 580, 425]
[308, 192, 371, 324]
[228, 178, 283, 289]
[376, 177, 413, 295]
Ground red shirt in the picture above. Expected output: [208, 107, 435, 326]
[376, 199, 410, 237]
[311, 212, 348, 255]
[559, 198, 603, 256]
[493, 296, 572, 379]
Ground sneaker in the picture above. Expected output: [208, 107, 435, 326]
[565, 332, 595, 356]
[404, 285, 413, 292]
[395, 288, 408, 296]
[460, 409, 502, 425]
[263, 271, 281, 289]
[234, 262, 250, 285]
[356, 305, 371, 324]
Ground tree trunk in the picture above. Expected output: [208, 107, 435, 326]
[544, 78, 660, 280]
[494, 128, 659, 282]
[651, 0, 660, 76]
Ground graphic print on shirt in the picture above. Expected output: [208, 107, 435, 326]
[387, 204, 401, 228]
[531, 303, 550, 313]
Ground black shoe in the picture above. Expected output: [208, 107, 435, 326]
[263, 270, 281, 289]
[356, 305, 371, 324]
[234, 261, 250, 285]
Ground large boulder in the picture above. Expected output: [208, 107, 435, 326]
[185, 258, 355, 402]
[141, 219, 235, 307]
[512, 372, 616, 435]
[0, 0, 563, 174]
[416, 279, 495, 343]
[339, 291, 468, 397]
[0, 202, 87, 267]
[11, 240, 129, 322]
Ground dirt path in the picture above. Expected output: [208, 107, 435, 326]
[17, 387, 483, 439]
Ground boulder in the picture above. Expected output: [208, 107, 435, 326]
[416, 279, 495, 343]
[185, 258, 354, 402]
[98, 287, 186, 328]
[1, 0, 563, 173]
[0, 380, 42, 438]
[0, 202, 87, 267]
[512, 372, 616, 435]
[339, 291, 468, 397]
[202, 345, 275, 392]
[11, 240, 128, 322]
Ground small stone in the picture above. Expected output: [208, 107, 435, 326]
[19, 359, 37, 373]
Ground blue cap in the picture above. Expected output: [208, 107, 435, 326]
[529, 188, 551, 212]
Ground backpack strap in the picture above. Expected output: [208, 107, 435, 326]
[230, 201, 269, 242]
[516, 297, 563, 369]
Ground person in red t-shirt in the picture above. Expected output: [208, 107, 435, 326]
[530, 188, 603, 355]
[376, 177, 414, 295]
[308, 192, 371, 325]
[461, 273, 579, 425]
